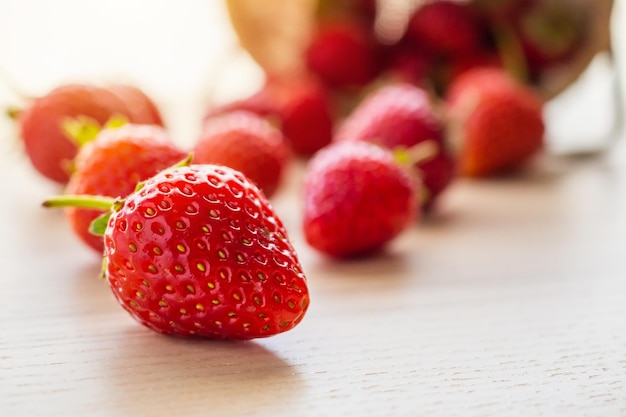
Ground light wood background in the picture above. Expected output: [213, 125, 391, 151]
[2, 1, 626, 416]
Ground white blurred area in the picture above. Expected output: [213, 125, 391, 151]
[1, 0, 625, 154]
[0, 0, 265, 146]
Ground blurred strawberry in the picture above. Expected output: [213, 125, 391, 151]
[336, 83, 454, 210]
[446, 68, 545, 177]
[194, 111, 290, 198]
[205, 76, 334, 156]
[405, 0, 486, 58]
[471, 0, 534, 24]
[305, 19, 380, 88]
[303, 141, 419, 258]
[107, 84, 165, 126]
[443, 49, 503, 88]
[65, 124, 186, 252]
[15, 84, 132, 184]
[382, 43, 434, 87]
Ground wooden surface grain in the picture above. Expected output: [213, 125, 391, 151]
[2, 132, 626, 417]
[2, 1, 626, 416]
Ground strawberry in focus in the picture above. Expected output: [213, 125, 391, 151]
[303, 141, 419, 258]
[45, 164, 310, 339]
[194, 111, 290, 198]
[65, 124, 186, 253]
[336, 83, 455, 210]
[446, 67, 545, 177]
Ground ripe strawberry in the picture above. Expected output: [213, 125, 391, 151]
[65, 124, 186, 253]
[16, 84, 132, 183]
[45, 164, 310, 339]
[205, 76, 334, 156]
[194, 111, 290, 198]
[303, 141, 419, 258]
[446, 68, 545, 177]
[107, 84, 165, 126]
[335, 83, 454, 209]
[305, 19, 380, 88]
[405, 0, 485, 58]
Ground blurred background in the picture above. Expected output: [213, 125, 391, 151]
[0, 0, 264, 148]
[0, 0, 625, 152]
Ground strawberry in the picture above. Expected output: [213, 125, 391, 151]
[16, 84, 133, 183]
[405, 0, 485, 58]
[107, 84, 165, 126]
[44, 164, 310, 339]
[65, 124, 186, 253]
[382, 43, 434, 86]
[205, 76, 334, 156]
[335, 83, 454, 210]
[194, 111, 290, 198]
[446, 67, 545, 177]
[305, 19, 380, 88]
[303, 141, 419, 258]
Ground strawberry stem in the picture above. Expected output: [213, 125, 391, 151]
[42, 194, 116, 210]
[393, 140, 438, 166]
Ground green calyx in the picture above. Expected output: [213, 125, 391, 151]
[41, 154, 193, 236]
[61, 114, 129, 147]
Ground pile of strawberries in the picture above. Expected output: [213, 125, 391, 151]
[9, 0, 585, 340]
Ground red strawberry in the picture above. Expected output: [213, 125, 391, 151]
[303, 141, 419, 258]
[336, 83, 455, 209]
[446, 68, 545, 177]
[107, 84, 165, 126]
[405, 0, 485, 58]
[194, 111, 290, 198]
[205, 76, 334, 156]
[16, 84, 132, 183]
[382, 43, 434, 86]
[65, 124, 186, 253]
[305, 19, 380, 88]
[45, 164, 310, 339]
[444, 49, 503, 84]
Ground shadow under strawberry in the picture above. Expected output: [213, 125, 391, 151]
[98, 330, 305, 414]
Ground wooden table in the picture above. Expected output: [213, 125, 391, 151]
[2, 120, 626, 417]
[2, 2, 626, 416]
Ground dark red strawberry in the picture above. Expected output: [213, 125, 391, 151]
[446, 67, 545, 177]
[382, 43, 434, 86]
[303, 141, 419, 258]
[194, 111, 290, 197]
[65, 124, 186, 253]
[405, 0, 485, 58]
[205, 76, 334, 156]
[305, 19, 380, 88]
[107, 84, 165, 126]
[335, 83, 454, 209]
[17, 84, 132, 183]
[45, 164, 310, 339]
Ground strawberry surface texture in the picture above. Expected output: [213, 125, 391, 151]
[103, 164, 309, 339]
